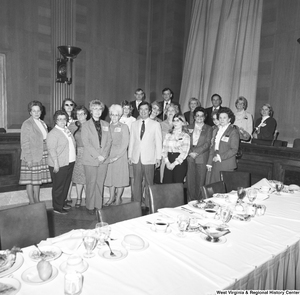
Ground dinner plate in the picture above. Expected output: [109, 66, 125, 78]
[199, 233, 227, 244]
[28, 246, 62, 261]
[0, 278, 21, 295]
[150, 225, 172, 234]
[98, 247, 128, 261]
[21, 266, 58, 285]
[0, 253, 24, 278]
[121, 238, 149, 251]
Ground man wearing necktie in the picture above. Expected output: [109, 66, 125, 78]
[205, 93, 223, 126]
[129, 88, 145, 119]
[128, 101, 162, 207]
[158, 87, 181, 121]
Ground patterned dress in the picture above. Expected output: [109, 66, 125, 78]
[72, 128, 86, 185]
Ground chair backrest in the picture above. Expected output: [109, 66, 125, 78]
[293, 138, 300, 149]
[0, 202, 49, 250]
[148, 183, 185, 214]
[252, 138, 286, 147]
[96, 201, 142, 224]
[220, 171, 251, 192]
[200, 181, 226, 199]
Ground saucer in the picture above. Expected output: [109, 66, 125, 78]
[150, 225, 172, 234]
[98, 248, 128, 261]
[0, 253, 24, 278]
[199, 233, 226, 244]
[21, 266, 58, 285]
[121, 239, 149, 251]
[29, 246, 62, 261]
[59, 260, 88, 273]
[0, 278, 21, 294]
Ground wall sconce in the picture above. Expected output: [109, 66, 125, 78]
[56, 45, 81, 84]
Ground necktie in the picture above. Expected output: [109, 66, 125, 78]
[140, 120, 145, 140]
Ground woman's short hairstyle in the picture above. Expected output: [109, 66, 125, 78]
[53, 110, 68, 123]
[217, 107, 235, 124]
[89, 100, 105, 112]
[121, 100, 133, 115]
[61, 98, 76, 110]
[261, 103, 274, 117]
[189, 97, 201, 109]
[235, 96, 248, 110]
[109, 104, 123, 116]
[164, 103, 179, 116]
[193, 107, 207, 119]
[151, 101, 162, 114]
[74, 105, 89, 120]
[28, 101, 43, 113]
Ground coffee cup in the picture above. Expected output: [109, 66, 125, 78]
[154, 221, 168, 233]
[260, 186, 270, 193]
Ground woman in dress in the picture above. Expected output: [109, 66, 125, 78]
[186, 107, 212, 201]
[47, 110, 76, 214]
[234, 96, 253, 141]
[19, 101, 51, 203]
[81, 100, 112, 214]
[253, 103, 277, 140]
[162, 114, 190, 183]
[104, 104, 130, 206]
[72, 106, 89, 208]
[119, 100, 136, 131]
[207, 107, 240, 183]
[184, 97, 201, 125]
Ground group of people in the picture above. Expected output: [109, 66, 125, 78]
[19, 89, 277, 214]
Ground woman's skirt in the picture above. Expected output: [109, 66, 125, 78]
[72, 147, 86, 185]
[19, 142, 52, 185]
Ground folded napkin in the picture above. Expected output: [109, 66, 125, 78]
[251, 178, 273, 190]
[41, 229, 84, 254]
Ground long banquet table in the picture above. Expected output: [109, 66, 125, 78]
[4, 190, 300, 294]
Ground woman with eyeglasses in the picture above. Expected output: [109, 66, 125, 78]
[207, 107, 240, 183]
[71, 106, 89, 208]
[104, 104, 129, 206]
[47, 110, 76, 214]
[186, 107, 212, 201]
[253, 103, 277, 140]
[161, 114, 190, 183]
[19, 101, 51, 204]
[119, 100, 136, 131]
[61, 98, 77, 127]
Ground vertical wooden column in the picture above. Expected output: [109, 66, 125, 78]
[51, 0, 76, 117]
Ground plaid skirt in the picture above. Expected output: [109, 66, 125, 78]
[19, 142, 52, 185]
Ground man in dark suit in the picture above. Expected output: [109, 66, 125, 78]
[130, 88, 145, 119]
[158, 88, 181, 121]
[205, 93, 223, 126]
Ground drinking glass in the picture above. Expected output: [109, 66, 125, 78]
[95, 222, 111, 248]
[220, 207, 231, 225]
[83, 230, 97, 258]
[237, 187, 247, 201]
[275, 182, 284, 195]
[247, 188, 258, 204]
[177, 215, 189, 237]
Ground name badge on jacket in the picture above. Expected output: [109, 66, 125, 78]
[114, 127, 121, 132]
[102, 126, 109, 132]
[221, 136, 229, 142]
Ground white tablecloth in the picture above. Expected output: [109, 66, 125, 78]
[7, 192, 300, 295]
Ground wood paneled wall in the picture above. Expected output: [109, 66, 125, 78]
[0, 0, 191, 128]
[257, 0, 300, 145]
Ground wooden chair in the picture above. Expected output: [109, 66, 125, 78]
[199, 181, 226, 200]
[96, 201, 142, 224]
[293, 138, 300, 149]
[148, 183, 185, 214]
[0, 202, 50, 250]
[220, 171, 251, 192]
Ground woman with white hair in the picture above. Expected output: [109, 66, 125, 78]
[81, 100, 112, 214]
[104, 104, 130, 206]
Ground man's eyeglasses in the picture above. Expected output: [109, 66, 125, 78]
[65, 103, 74, 107]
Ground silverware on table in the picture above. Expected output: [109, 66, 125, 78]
[34, 244, 46, 258]
[105, 240, 116, 257]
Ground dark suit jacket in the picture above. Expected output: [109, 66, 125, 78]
[188, 123, 212, 164]
[130, 100, 140, 119]
[254, 117, 277, 140]
[208, 125, 240, 183]
[157, 100, 181, 121]
[184, 111, 193, 125]
[205, 106, 224, 126]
